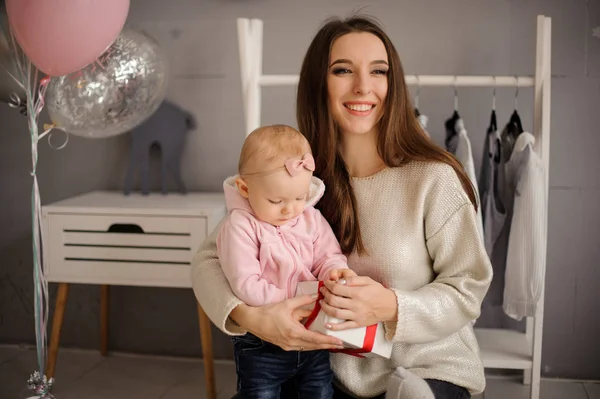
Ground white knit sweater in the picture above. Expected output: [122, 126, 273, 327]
[191, 161, 493, 397]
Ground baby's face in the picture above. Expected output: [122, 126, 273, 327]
[245, 169, 312, 226]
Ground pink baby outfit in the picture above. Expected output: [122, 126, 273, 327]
[216, 175, 348, 307]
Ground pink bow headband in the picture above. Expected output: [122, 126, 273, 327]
[284, 153, 315, 176]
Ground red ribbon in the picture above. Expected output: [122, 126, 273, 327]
[305, 281, 377, 358]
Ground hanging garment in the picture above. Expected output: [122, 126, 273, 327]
[479, 119, 509, 310]
[478, 114, 508, 258]
[502, 132, 547, 320]
[478, 112, 495, 211]
[452, 118, 484, 243]
[444, 111, 460, 154]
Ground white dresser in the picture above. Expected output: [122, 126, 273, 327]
[42, 190, 226, 399]
[42, 190, 226, 287]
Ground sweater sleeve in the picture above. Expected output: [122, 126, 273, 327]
[217, 212, 287, 307]
[384, 165, 493, 344]
[190, 218, 246, 336]
[309, 208, 349, 281]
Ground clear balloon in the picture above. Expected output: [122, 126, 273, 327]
[0, 37, 37, 115]
[0, 33, 24, 105]
[45, 28, 168, 138]
[0, 2, 26, 109]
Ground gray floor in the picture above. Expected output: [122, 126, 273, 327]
[0, 345, 598, 399]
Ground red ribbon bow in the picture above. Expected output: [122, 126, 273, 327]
[304, 281, 377, 358]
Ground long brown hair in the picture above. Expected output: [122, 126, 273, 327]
[296, 15, 477, 255]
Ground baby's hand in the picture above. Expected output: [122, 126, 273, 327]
[327, 268, 357, 282]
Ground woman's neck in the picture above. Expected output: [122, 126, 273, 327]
[340, 130, 386, 178]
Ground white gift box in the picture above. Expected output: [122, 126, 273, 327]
[295, 281, 393, 359]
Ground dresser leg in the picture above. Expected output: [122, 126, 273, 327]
[100, 285, 109, 356]
[47, 283, 69, 379]
[196, 303, 216, 399]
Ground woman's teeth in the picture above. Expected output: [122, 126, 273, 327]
[345, 104, 373, 111]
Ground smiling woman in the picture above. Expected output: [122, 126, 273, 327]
[297, 16, 478, 256]
[193, 14, 492, 399]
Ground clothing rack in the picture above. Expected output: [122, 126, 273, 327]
[237, 15, 551, 399]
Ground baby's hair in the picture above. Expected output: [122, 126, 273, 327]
[238, 124, 311, 176]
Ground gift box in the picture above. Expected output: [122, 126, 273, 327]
[295, 281, 393, 359]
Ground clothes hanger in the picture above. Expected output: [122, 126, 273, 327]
[507, 76, 524, 137]
[500, 76, 524, 162]
[488, 76, 497, 133]
[489, 77, 501, 163]
[452, 75, 460, 120]
[444, 76, 460, 151]
[445, 76, 460, 129]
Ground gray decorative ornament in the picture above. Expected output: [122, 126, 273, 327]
[124, 100, 196, 196]
[45, 27, 168, 139]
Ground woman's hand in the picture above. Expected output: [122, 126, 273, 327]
[319, 275, 398, 330]
[231, 294, 344, 351]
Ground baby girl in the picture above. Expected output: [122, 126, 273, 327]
[217, 124, 355, 398]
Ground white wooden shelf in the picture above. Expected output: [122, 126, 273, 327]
[476, 328, 533, 370]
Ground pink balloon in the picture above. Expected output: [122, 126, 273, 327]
[6, 0, 130, 76]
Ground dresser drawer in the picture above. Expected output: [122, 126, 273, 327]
[44, 213, 207, 287]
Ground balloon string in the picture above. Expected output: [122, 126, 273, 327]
[2, 20, 57, 398]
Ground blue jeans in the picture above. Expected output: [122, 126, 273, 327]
[233, 333, 334, 399]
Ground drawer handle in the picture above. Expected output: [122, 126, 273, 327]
[107, 223, 145, 234]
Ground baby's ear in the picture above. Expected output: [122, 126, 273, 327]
[235, 177, 250, 198]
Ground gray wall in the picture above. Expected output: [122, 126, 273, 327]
[1, 0, 598, 380]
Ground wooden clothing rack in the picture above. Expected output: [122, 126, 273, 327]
[236, 15, 551, 399]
